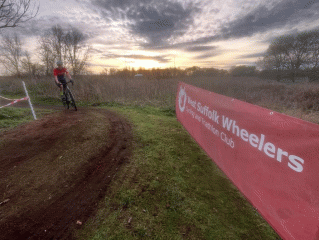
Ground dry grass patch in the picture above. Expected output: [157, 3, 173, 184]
[1, 75, 318, 124]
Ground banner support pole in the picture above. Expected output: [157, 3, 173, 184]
[22, 81, 37, 120]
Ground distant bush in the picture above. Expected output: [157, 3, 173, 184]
[230, 66, 257, 77]
[1, 75, 318, 115]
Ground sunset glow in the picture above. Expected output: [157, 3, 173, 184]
[1, 0, 319, 74]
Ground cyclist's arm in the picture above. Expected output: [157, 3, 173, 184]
[66, 72, 72, 80]
[54, 75, 60, 84]
[53, 69, 60, 84]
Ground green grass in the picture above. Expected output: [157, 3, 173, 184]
[75, 105, 280, 240]
[31, 96, 92, 107]
[0, 107, 56, 132]
[0, 89, 25, 99]
[32, 96, 61, 105]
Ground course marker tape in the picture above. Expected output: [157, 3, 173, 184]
[0, 81, 37, 120]
[0, 96, 20, 101]
[0, 96, 29, 109]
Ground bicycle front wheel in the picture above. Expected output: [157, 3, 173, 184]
[68, 90, 77, 111]
[62, 93, 69, 109]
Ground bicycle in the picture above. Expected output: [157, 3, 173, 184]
[60, 81, 77, 111]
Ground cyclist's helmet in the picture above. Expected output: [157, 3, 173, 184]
[57, 60, 63, 66]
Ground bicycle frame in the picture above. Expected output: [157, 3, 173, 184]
[61, 81, 77, 111]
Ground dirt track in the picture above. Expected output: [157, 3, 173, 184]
[0, 108, 132, 240]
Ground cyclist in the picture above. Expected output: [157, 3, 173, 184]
[53, 60, 74, 101]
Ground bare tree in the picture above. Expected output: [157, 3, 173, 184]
[51, 25, 65, 62]
[38, 25, 65, 76]
[38, 34, 55, 76]
[259, 30, 319, 81]
[21, 50, 43, 77]
[0, 34, 24, 77]
[100, 67, 108, 75]
[21, 50, 32, 75]
[230, 65, 257, 77]
[64, 26, 91, 76]
[38, 25, 91, 76]
[302, 31, 319, 66]
[0, 0, 39, 29]
[262, 33, 313, 81]
[306, 30, 319, 81]
[109, 68, 117, 76]
[312, 36, 319, 69]
[260, 42, 287, 81]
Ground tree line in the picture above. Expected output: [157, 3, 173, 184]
[225, 29, 319, 82]
[100, 65, 229, 79]
[258, 29, 319, 82]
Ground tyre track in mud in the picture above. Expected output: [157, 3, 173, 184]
[0, 108, 132, 240]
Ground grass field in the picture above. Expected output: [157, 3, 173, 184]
[74, 105, 280, 239]
[0, 107, 55, 132]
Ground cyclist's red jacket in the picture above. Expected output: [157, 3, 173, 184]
[54, 68, 69, 83]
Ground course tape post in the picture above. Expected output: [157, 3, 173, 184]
[176, 81, 319, 240]
[22, 81, 37, 120]
[0, 82, 37, 120]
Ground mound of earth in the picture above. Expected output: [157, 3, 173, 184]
[0, 109, 132, 240]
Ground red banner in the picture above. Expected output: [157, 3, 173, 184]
[176, 82, 319, 240]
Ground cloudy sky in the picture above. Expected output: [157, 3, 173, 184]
[2, 0, 319, 73]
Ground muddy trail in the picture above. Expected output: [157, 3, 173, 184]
[0, 108, 132, 240]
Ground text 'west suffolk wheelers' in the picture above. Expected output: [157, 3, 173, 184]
[187, 96, 304, 173]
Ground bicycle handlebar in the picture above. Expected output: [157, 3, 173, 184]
[61, 80, 74, 86]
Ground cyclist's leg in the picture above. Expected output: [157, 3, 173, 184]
[56, 81, 64, 96]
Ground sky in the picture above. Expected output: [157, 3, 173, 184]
[2, 0, 319, 73]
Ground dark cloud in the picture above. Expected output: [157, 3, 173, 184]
[126, 54, 170, 63]
[4, 16, 87, 38]
[188, 0, 319, 46]
[141, 43, 218, 54]
[219, 0, 319, 40]
[90, 48, 104, 54]
[177, 35, 220, 47]
[185, 45, 217, 52]
[232, 60, 257, 66]
[194, 53, 215, 60]
[193, 51, 222, 60]
[102, 53, 170, 63]
[86, 62, 118, 68]
[91, 0, 137, 9]
[182, 59, 217, 68]
[92, 0, 200, 47]
[139, 38, 220, 53]
[238, 52, 266, 59]
[1, 16, 63, 37]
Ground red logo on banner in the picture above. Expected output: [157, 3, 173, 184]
[178, 86, 187, 113]
[176, 82, 319, 240]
